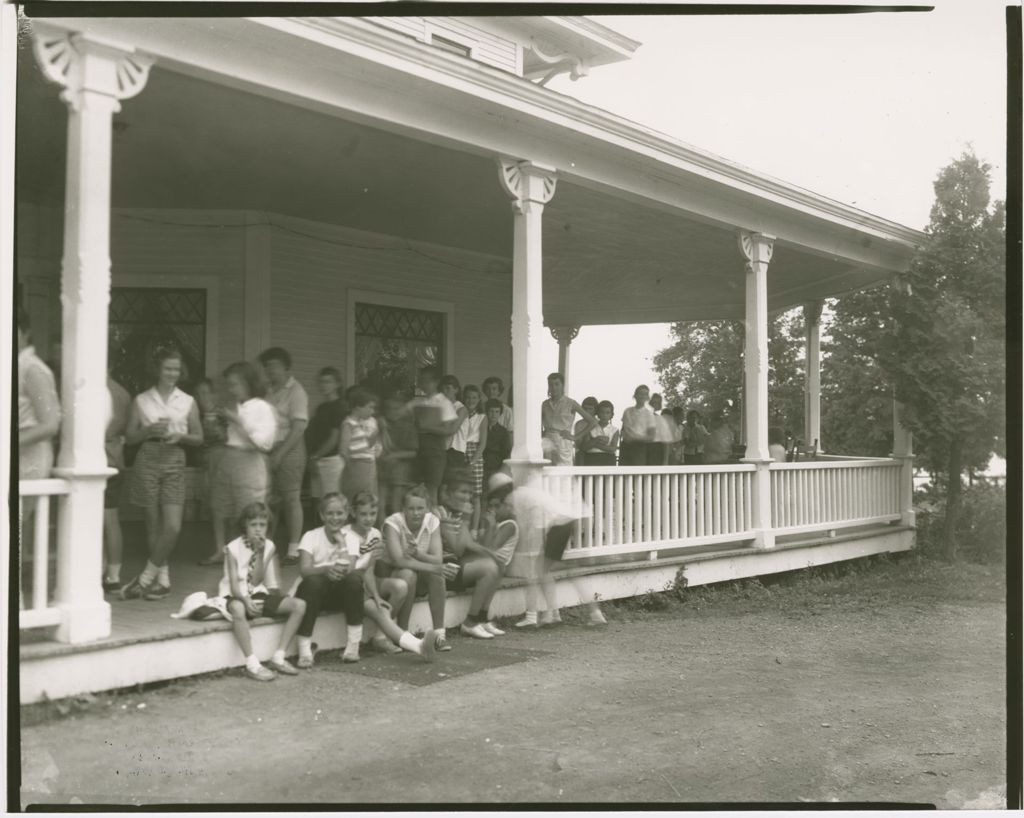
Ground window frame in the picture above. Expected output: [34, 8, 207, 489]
[346, 289, 455, 391]
[424, 24, 479, 60]
[110, 274, 220, 383]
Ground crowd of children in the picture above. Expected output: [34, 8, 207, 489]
[91, 343, 752, 680]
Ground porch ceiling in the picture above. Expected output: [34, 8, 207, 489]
[18, 44, 882, 324]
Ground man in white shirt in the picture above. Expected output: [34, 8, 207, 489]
[259, 347, 309, 564]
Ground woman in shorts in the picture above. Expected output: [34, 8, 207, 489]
[120, 346, 203, 601]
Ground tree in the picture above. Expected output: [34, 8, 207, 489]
[882, 152, 1006, 559]
[820, 289, 894, 457]
[653, 310, 806, 436]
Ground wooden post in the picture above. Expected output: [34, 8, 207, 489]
[804, 300, 824, 453]
[498, 158, 557, 476]
[892, 395, 916, 528]
[549, 325, 580, 389]
[738, 230, 775, 549]
[33, 25, 153, 643]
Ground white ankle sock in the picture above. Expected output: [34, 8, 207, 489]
[521, 611, 538, 624]
[272, 649, 285, 664]
[157, 565, 170, 586]
[398, 632, 420, 654]
[245, 654, 262, 673]
[287, 542, 300, 558]
[106, 563, 122, 582]
[297, 636, 313, 658]
[139, 562, 159, 586]
[347, 624, 363, 646]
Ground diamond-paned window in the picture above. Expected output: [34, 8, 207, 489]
[109, 288, 206, 398]
[354, 302, 445, 399]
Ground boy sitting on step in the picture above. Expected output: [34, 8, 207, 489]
[435, 470, 505, 639]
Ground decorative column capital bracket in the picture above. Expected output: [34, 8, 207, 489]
[549, 324, 580, 345]
[497, 157, 558, 213]
[32, 23, 154, 112]
[737, 230, 775, 273]
[803, 299, 824, 326]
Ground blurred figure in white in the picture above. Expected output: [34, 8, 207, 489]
[487, 473, 605, 628]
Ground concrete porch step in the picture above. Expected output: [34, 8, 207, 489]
[18, 525, 912, 704]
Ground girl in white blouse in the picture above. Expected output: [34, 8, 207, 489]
[200, 362, 277, 566]
[120, 347, 203, 601]
[381, 485, 458, 652]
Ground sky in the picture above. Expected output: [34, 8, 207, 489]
[538, 0, 1009, 415]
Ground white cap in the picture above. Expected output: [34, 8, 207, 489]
[486, 472, 514, 497]
[170, 591, 209, 620]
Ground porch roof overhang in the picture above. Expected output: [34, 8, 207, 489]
[21, 14, 924, 323]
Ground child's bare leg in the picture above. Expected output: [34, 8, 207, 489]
[103, 508, 123, 582]
[391, 568, 417, 629]
[461, 557, 501, 622]
[228, 599, 254, 657]
[517, 554, 543, 627]
[363, 599, 404, 642]
[481, 564, 507, 618]
[365, 578, 407, 654]
[540, 557, 559, 613]
[470, 495, 481, 536]
[381, 577, 408, 615]
[364, 598, 436, 661]
[425, 573, 447, 630]
[275, 597, 306, 654]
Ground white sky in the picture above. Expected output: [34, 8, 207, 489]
[538, 0, 1009, 413]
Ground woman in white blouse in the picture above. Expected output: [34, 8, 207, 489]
[120, 347, 203, 601]
[200, 361, 278, 565]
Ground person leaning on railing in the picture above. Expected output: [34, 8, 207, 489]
[17, 308, 61, 610]
[680, 410, 709, 465]
[17, 308, 61, 483]
[703, 411, 735, 465]
[619, 385, 656, 466]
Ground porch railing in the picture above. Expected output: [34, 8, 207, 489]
[769, 458, 902, 535]
[18, 478, 70, 630]
[541, 464, 757, 559]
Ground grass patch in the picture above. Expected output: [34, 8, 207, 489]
[611, 551, 1005, 621]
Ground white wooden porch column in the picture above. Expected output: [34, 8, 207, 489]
[892, 396, 916, 528]
[33, 25, 153, 643]
[498, 158, 557, 486]
[803, 300, 824, 452]
[738, 230, 775, 548]
[549, 325, 580, 389]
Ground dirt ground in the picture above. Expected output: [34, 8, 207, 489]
[18, 555, 1007, 808]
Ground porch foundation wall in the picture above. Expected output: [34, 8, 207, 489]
[20, 526, 913, 704]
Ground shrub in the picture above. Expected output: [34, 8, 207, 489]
[914, 482, 1006, 562]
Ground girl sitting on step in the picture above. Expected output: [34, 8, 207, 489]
[294, 492, 437, 667]
[220, 502, 306, 682]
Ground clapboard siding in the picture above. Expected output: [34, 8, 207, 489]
[366, 16, 427, 40]
[367, 16, 521, 75]
[269, 214, 512, 398]
[15, 204, 64, 356]
[108, 210, 247, 377]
